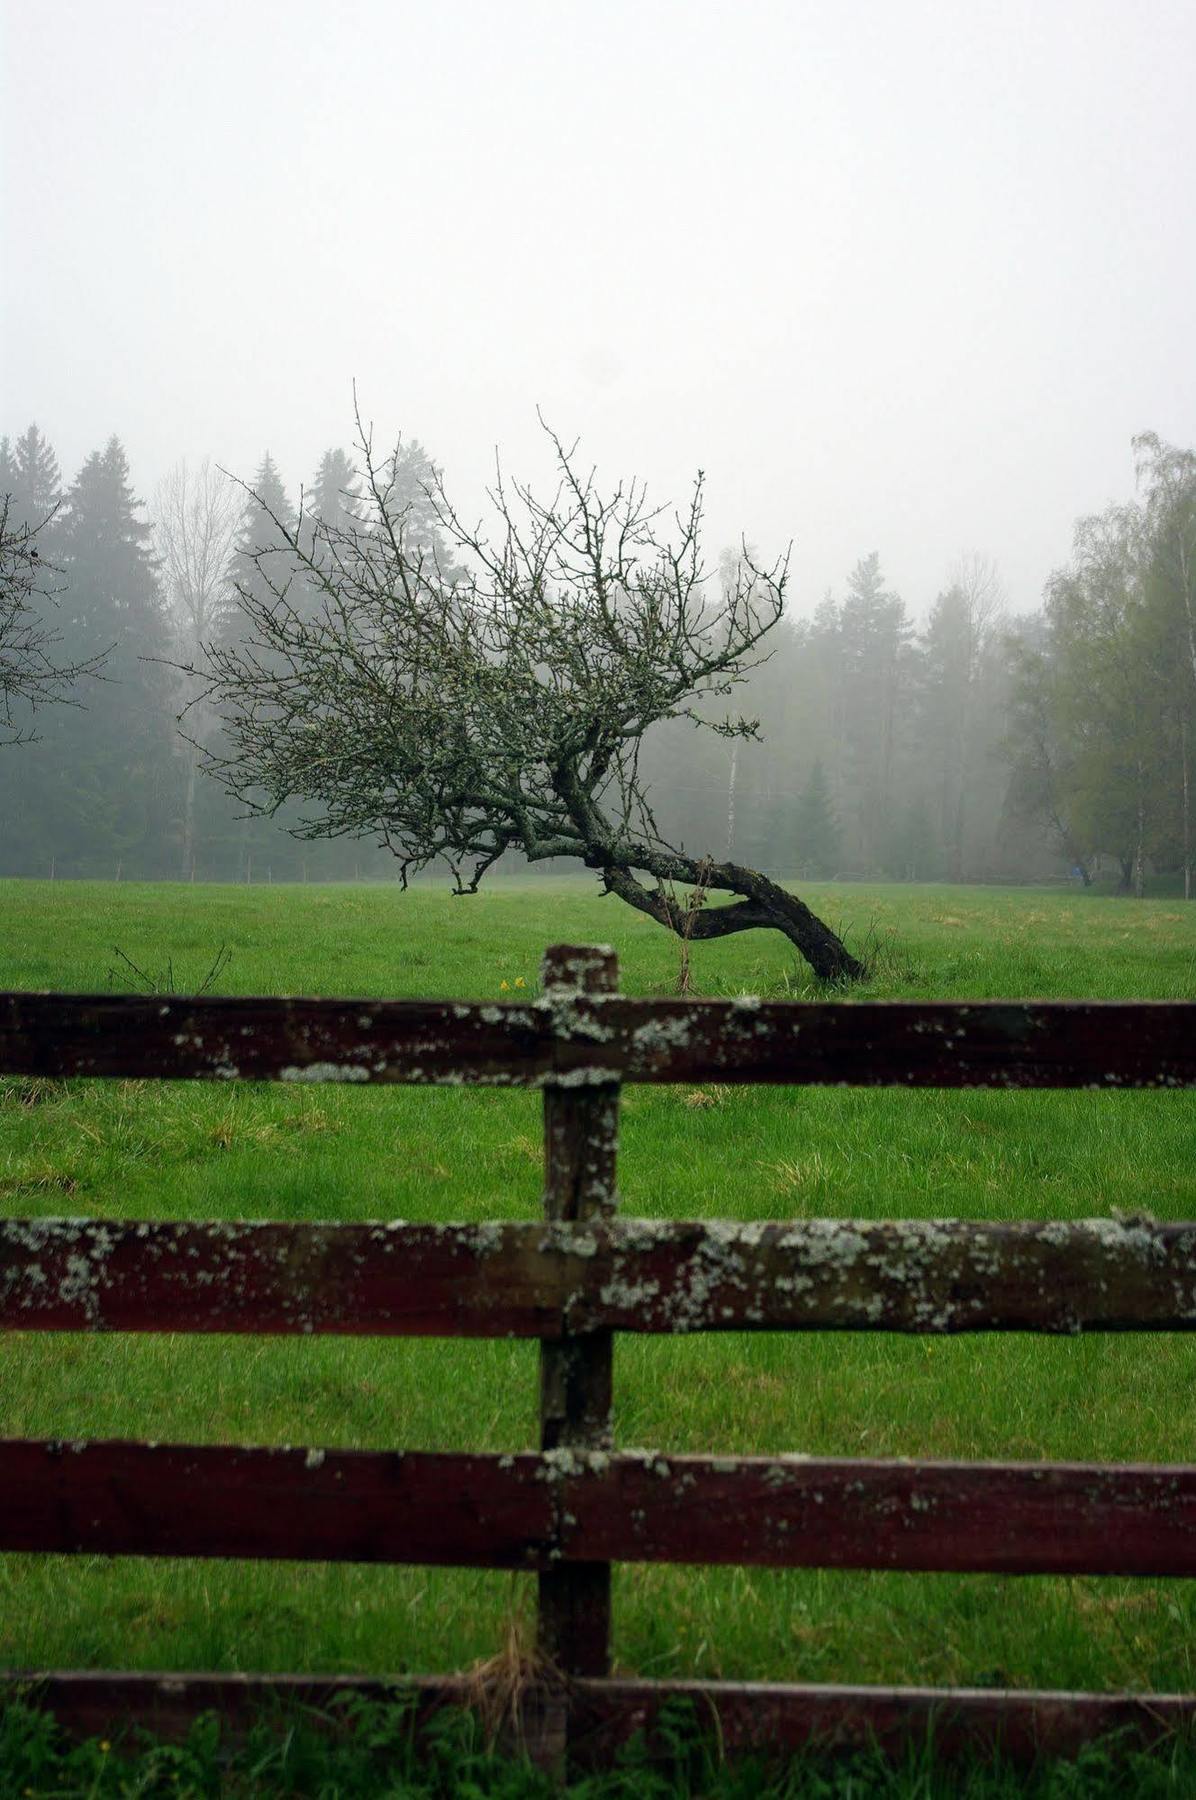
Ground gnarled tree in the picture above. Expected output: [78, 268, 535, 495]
[186, 424, 863, 981]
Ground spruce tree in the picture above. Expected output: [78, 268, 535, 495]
[35, 438, 180, 873]
[384, 438, 460, 573]
[837, 553, 912, 872]
[306, 448, 361, 532]
[212, 454, 360, 878]
[11, 424, 63, 530]
[223, 453, 297, 646]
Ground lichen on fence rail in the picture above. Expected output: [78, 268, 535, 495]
[4, 1214, 1196, 1337]
[2, 991, 1196, 1087]
[3, 946, 1196, 1767]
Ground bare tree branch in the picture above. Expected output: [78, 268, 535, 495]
[178, 422, 863, 981]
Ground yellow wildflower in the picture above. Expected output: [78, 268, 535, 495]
[514, 976, 526, 988]
[499, 980, 510, 991]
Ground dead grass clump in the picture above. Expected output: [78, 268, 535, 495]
[461, 1608, 564, 1761]
[682, 1088, 729, 1110]
[0, 1076, 68, 1109]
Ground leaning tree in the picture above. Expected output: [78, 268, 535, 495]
[186, 423, 864, 981]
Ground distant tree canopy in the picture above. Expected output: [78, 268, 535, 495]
[0, 416, 1192, 900]
[186, 424, 865, 980]
[1004, 434, 1196, 897]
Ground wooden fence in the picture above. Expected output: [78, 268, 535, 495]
[2, 943, 1196, 1769]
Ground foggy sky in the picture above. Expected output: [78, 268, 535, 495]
[3, 0, 1194, 620]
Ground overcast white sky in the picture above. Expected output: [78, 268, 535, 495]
[3, 0, 1194, 620]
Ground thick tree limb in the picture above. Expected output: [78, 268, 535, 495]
[603, 866, 864, 983]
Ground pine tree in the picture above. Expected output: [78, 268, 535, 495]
[23, 437, 181, 874]
[211, 455, 364, 879]
[384, 438, 460, 573]
[221, 453, 297, 647]
[837, 553, 912, 872]
[1, 424, 62, 543]
[914, 558, 1006, 880]
[793, 760, 840, 876]
[306, 448, 361, 532]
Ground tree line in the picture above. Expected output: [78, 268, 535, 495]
[636, 445, 1195, 899]
[0, 429, 437, 881]
[0, 420, 1193, 897]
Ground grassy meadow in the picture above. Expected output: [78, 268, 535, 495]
[1, 875, 1195, 1696]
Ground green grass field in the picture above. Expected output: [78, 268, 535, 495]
[2, 876, 1195, 1700]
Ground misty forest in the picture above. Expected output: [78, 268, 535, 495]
[2, 419, 1194, 901]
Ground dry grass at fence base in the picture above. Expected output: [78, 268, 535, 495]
[461, 1609, 567, 1761]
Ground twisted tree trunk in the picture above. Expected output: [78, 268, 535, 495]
[602, 857, 865, 983]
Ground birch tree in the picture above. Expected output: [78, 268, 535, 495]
[154, 459, 240, 873]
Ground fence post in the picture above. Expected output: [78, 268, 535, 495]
[538, 944, 619, 1685]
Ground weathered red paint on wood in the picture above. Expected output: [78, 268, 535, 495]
[561, 1453, 1196, 1575]
[0, 1441, 552, 1568]
[2, 991, 1195, 1087]
[6, 948, 1196, 1759]
[0, 1218, 569, 1337]
[5, 1441, 1196, 1576]
[6, 1216, 1196, 1338]
[8, 1671, 1196, 1767]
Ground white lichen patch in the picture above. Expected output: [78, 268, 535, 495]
[630, 1015, 694, 1056]
[597, 1276, 661, 1311]
[536, 1222, 594, 1257]
[1082, 1215, 1166, 1258]
[279, 1062, 370, 1084]
[537, 1064, 621, 1088]
[536, 1448, 612, 1481]
[537, 1447, 588, 1479]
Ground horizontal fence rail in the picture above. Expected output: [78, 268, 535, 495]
[6, 1442, 1196, 1577]
[3, 990, 1196, 1087]
[4, 949, 1196, 1769]
[4, 1216, 1196, 1336]
[11, 1672, 1196, 1769]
